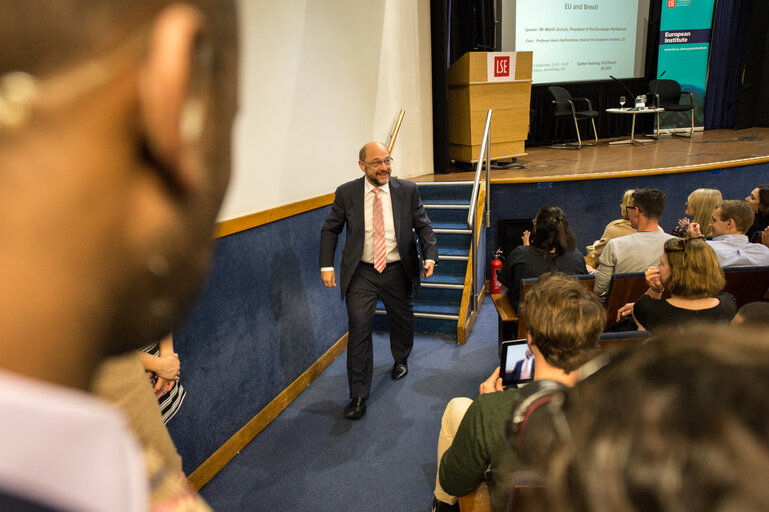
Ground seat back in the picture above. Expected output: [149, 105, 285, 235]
[599, 330, 652, 352]
[517, 275, 596, 338]
[722, 266, 769, 307]
[604, 272, 670, 329]
[548, 85, 574, 116]
[507, 471, 545, 512]
[649, 79, 682, 104]
[458, 481, 491, 512]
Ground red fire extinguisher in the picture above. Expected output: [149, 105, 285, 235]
[490, 249, 503, 294]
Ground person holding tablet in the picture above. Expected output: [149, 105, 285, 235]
[431, 274, 606, 512]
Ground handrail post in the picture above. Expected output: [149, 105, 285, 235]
[467, 110, 493, 316]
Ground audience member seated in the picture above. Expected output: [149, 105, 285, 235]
[586, 189, 663, 267]
[617, 237, 736, 332]
[540, 324, 769, 512]
[594, 188, 675, 296]
[671, 188, 722, 237]
[732, 301, 769, 327]
[689, 199, 769, 267]
[746, 185, 769, 241]
[138, 333, 187, 424]
[432, 274, 606, 512]
[499, 206, 587, 312]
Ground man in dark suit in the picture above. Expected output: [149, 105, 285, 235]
[320, 141, 438, 419]
[509, 349, 534, 382]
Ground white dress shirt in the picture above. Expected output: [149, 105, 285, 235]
[362, 179, 400, 264]
[708, 234, 769, 267]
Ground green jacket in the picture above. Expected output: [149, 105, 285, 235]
[438, 388, 523, 512]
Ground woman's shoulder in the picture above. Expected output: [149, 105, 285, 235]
[635, 293, 666, 308]
[603, 219, 635, 236]
[509, 244, 532, 259]
[716, 292, 738, 309]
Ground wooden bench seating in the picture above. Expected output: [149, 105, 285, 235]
[722, 265, 769, 307]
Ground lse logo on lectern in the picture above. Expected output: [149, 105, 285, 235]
[667, 0, 675, 7]
[494, 56, 510, 77]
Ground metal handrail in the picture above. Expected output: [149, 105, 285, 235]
[387, 109, 405, 154]
[466, 109, 493, 314]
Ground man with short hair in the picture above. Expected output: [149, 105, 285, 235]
[0, 1, 238, 510]
[432, 274, 606, 512]
[689, 199, 769, 267]
[594, 188, 675, 295]
[320, 142, 438, 419]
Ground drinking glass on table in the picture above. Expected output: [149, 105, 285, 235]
[619, 96, 626, 109]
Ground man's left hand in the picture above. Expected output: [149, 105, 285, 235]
[422, 260, 435, 278]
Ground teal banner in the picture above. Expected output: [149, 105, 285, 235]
[657, 0, 715, 127]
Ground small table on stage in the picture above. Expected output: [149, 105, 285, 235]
[606, 107, 664, 146]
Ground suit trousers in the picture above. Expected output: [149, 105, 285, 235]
[346, 261, 414, 399]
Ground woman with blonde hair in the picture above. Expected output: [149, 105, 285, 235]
[586, 189, 657, 267]
[672, 188, 722, 237]
[621, 237, 736, 332]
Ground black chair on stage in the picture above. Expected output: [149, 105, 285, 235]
[547, 85, 598, 149]
[648, 79, 694, 137]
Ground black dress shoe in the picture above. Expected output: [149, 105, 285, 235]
[391, 362, 408, 380]
[344, 397, 366, 419]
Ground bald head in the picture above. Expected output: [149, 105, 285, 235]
[358, 141, 392, 187]
[358, 141, 387, 163]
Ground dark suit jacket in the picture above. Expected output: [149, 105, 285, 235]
[319, 176, 438, 298]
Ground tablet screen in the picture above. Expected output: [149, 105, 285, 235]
[500, 339, 535, 386]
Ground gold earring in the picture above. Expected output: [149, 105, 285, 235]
[0, 72, 38, 131]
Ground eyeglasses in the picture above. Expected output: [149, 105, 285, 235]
[363, 157, 393, 168]
[625, 205, 638, 212]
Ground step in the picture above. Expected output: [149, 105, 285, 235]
[375, 300, 461, 320]
[424, 202, 471, 224]
[423, 199, 471, 209]
[416, 182, 474, 203]
[438, 247, 470, 258]
[422, 273, 465, 289]
[431, 221, 472, 234]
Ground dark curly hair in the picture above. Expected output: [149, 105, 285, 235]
[530, 205, 577, 257]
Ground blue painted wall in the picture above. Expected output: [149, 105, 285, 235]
[168, 162, 767, 474]
[169, 206, 348, 473]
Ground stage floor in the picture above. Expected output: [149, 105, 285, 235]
[411, 127, 769, 183]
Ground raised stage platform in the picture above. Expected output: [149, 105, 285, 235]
[412, 127, 769, 183]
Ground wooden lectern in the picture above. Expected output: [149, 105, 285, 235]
[448, 51, 532, 163]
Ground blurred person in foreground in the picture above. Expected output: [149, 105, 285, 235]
[540, 325, 769, 512]
[0, 1, 238, 510]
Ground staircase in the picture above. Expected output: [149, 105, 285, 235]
[374, 181, 477, 339]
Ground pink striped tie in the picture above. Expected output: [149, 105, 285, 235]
[372, 188, 386, 272]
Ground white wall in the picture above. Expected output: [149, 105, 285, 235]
[220, 0, 434, 221]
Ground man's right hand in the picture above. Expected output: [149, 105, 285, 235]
[479, 367, 503, 394]
[321, 269, 336, 288]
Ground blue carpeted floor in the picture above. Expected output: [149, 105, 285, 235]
[199, 297, 500, 511]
